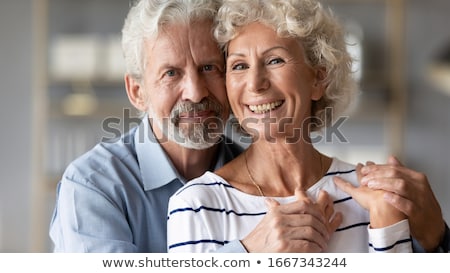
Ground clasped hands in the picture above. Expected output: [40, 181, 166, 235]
[241, 188, 342, 253]
[241, 156, 445, 252]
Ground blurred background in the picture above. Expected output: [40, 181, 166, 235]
[0, 0, 449, 252]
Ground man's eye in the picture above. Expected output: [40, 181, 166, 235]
[231, 63, 248, 71]
[165, 70, 176, 77]
[268, 58, 284, 65]
[201, 65, 215, 72]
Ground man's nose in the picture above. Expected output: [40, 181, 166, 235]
[181, 72, 208, 103]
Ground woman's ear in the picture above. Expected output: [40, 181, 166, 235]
[125, 74, 147, 112]
[311, 67, 327, 101]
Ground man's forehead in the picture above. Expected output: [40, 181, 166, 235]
[145, 21, 221, 59]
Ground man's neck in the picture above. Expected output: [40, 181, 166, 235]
[161, 141, 219, 181]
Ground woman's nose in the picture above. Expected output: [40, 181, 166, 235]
[246, 64, 270, 94]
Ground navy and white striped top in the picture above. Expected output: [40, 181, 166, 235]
[167, 158, 412, 253]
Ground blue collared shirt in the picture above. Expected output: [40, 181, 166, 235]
[49, 116, 245, 252]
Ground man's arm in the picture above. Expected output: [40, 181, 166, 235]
[412, 223, 450, 253]
[436, 222, 450, 252]
[49, 176, 137, 252]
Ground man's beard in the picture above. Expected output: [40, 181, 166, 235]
[149, 97, 226, 150]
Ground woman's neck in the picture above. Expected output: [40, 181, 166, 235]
[243, 142, 329, 197]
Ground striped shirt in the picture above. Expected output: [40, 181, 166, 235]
[167, 158, 412, 253]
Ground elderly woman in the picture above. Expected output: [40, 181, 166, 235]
[167, 0, 412, 253]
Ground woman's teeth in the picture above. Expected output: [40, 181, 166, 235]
[249, 100, 283, 114]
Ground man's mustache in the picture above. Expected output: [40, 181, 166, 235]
[170, 98, 223, 124]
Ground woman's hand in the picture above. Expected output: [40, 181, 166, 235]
[241, 189, 341, 252]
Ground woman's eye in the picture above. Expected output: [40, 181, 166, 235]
[231, 63, 248, 71]
[268, 58, 284, 65]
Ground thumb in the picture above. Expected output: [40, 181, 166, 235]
[294, 187, 309, 202]
[265, 198, 280, 209]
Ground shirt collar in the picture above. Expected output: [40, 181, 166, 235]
[134, 115, 233, 191]
[134, 115, 182, 191]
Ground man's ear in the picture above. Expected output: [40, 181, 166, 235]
[125, 74, 147, 112]
[311, 67, 327, 101]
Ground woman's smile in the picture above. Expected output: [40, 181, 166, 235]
[247, 100, 284, 114]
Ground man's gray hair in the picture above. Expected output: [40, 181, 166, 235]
[122, 0, 222, 81]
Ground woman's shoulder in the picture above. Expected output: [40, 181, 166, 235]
[324, 157, 359, 185]
[168, 171, 246, 214]
[172, 171, 233, 200]
[328, 157, 357, 173]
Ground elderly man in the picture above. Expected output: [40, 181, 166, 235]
[49, 0, 243, 252]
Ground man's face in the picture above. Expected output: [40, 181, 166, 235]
[140, 20, 229, 149]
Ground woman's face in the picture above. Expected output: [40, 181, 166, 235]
[226, 22, 325, 142]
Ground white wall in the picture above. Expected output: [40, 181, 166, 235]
[0, 0, 34, 252]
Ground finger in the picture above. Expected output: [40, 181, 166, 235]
[266, 208, 330, 244]
[360, 166, 411, 188]
[387, 155, 403, 166]
[333, 176, 356, 196]
[361, 157, 404, 176]
[383, 192, 414, 216]
[316, 190, 330, 210]
[328, 211, 343, 233]
[363, 177, 412, 198]
[284, 218, 329, 250]
[276, 192, 326, 224]
[316, 190, 333, 220]
[355, 163, 364, 185]
[289, 240, 325, 253]
[292, 201, 326, 223]
[360, 160, 378, 175]
[295, 188, 310, 202]
[265, 198, 280, 209]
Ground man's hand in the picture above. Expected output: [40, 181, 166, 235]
[334, 164, 407, 228]
[359, 156, 445, 251]
[241, 189, 342, 252]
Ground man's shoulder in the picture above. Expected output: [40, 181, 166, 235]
[63, 129, 138, 184]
